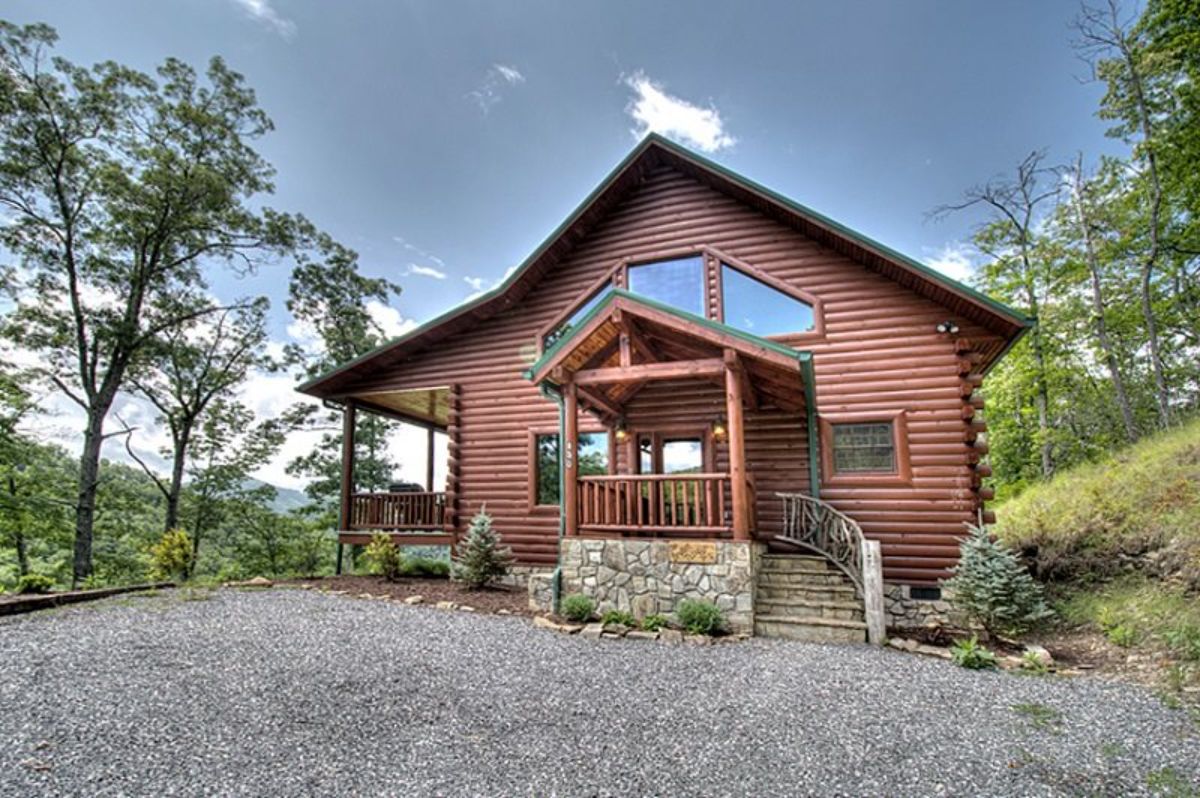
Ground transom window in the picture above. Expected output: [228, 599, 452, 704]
[626, 256, 706, 317]
[721, 264, 814, 337]
[831, 422, 896, 474]
[534, 432, 608, 506]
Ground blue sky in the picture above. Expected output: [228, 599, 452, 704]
[4, 0, 1131, 487]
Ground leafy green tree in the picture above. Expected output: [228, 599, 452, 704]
[0, 22, 300, 585]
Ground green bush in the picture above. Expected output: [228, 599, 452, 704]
[677, 599, 724, 636]
[950, 635, 998, 670]
[560, 594, 595, 622]
[640, 614, 669, 632]
[1106, 623, 1138, 647]
[364, 533, 402, 581]
[16, 573, 54, 595]
[600, 609, 636, 627]
[398, 556, 450, 579]
[1162, 623, 1200, 661]
[944, 524, 1052, 637]
[452, 508, 514, 589]
[1019, 650, 1049, 675]
[149, 528, 193, 581]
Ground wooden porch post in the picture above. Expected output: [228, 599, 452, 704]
[563, 380, 579, 537]
[337, 401, 358, 574]
[724, 352, 749, 541]
[425, 426, 436, 491]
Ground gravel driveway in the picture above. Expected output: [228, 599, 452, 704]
[1, 588, 1197, 797]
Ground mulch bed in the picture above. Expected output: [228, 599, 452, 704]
[283, 575, 530, 615]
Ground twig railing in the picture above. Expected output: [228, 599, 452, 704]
[777, 492, 867, 593]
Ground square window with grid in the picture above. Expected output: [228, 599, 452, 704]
[832, 422, 895, 473]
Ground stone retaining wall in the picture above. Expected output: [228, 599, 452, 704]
[543, 538, 762, 634]
[884, 584, 970, 631]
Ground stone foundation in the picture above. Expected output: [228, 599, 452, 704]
[884, 584, 970, 631]
[548, 538, 762, 634]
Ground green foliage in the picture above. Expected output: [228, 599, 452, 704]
[398, 556, 450, 579]
[996, 420, 1200, 587]
[950, 635, 998, 670]
[600, 609, 636, 627]
[640, 614, 669, 632]
[944, 525, 1052, 637]
[1106, 623, 1139, 648]
[560, 594, 595, 622]
[149, 529, 193, 581]
[1162, 623, 1200, 662]
[676, 599, 724, 636]
[451, 508, 513, 589]
[1011, 702, 1063, 732]
[15, 573, 54, 594]
[1019, 651, 1049, 675]
[364, 533, 402, 581]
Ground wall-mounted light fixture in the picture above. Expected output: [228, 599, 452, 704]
[712, 416, 728, 439]
[935, 320, 960, 335]
[614, 420, 629, 442]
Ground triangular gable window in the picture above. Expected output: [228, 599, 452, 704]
[721, 263, 814, 336]
[626, 256, 706, 317]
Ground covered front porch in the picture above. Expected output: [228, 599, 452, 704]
[526, 290, 818, 543]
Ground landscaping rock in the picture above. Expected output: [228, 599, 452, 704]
[626, 630, 659, 641]
[888, 637, 919, 652]
[226, 576, 273, 588]
[684, 634, 711, 646]
[496, 609, 512, 615]
[459, 606, 476, 613]
[580, 623, 604, 640]
[602, 622, 630, 636]
[1024, 644, 1054, 668]
[403, 595, 424, 605]
[533, 616, 582, 634]
[913, 644, 953, 660]
[659, 628, 684, 644]
[434, 600, 459, 611]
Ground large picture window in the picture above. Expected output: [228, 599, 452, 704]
[721, 263, 814, 337]
[626, 256, 706, 317]
[532, 431, 609, 506]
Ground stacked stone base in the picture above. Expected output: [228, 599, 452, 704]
[884, 584, 970, 632]
[531, 538, 762, 635]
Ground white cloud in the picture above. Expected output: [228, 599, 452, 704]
[462, 276, 488, 292]
[392, 235, 446, 268]
[405, 264, 447, 280]
[623, 70, 735, 153]
[366, 300, 418, 339]
[229, 0, 296, 39]
[467, 63, 526, 114]
[924, 242, 976, 283]
[462, 265, 518, 300]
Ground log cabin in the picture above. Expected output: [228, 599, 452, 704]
[297, 134, 1030, 642]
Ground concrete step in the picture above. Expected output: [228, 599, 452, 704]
[756, 583, 859, 602]
[757, 570, 849, 587]
[754, 615, 868, 644]
[756, 597, 864, 622]
[759, 555, 830, 573]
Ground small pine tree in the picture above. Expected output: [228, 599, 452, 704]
[452, 506, 513, 589]
[944, 524, 1053, 637]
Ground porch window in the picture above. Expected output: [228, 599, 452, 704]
[831, 422, 895, 474]
[721, 263, 814, 336]
[533, 431, 609, 506]
[638, 435, 705, 475]
[626, 256, 706, 317]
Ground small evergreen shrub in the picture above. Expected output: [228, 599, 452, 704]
[600, 609, 636, 627]
[398, 556, 450, 579]
[452, 507, 514, 589]
[364, 533, 403, 581]
[640, 614, 669, 632]
[149, 528, 193, 581]
[677, 599, 724, 636]
[16, 573, 54, 594]
[950, 635, 998, 669]
[944, 524, 1052, 637]
[561, 594, 595, 622]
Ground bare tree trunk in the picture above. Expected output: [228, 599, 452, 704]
[8, 475, 29, 578]
[1026, 288, 1055, 476]
[164, 425, 191, 532]
[1070, 160, 1138, 441]
[73, 406, 109, 587]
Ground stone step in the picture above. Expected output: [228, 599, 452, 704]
[756, 583, 859, 602]
[754, 615, 868, 644]
[757, 570, 850, 587]
[759, 555, 830, 573]
[756, 597, 864, 622]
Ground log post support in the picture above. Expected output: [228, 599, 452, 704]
[563, 380, 579, 537]
[444, 385, 462, 549]
[862, 538, 885, 645]
[425, 426, 435, 492]
[724, 351, 749, 541]
[337, 401, 358, 575]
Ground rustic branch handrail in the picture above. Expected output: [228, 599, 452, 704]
[776, 492, 866, 594]
[579, 473, 731, 535]
[349, 491, 446, 531]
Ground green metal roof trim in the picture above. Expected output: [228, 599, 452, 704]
[297, 136, 665, 396]
[300, 132, 1029, 397]
[643, 134, 1034, 329]
[523, 288, 810, 383]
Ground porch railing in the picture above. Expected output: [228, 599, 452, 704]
[578, 473, 732, 535]
[349, 491, 446, 531]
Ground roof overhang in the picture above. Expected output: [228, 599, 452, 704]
[298, 134, 1031, 400]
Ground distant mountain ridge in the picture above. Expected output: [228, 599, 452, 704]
[241, 478, 312, 514]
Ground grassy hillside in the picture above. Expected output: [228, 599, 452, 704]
[997, 419, 1200, 696]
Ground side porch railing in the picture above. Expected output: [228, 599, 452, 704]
[349, 491, 446, 531]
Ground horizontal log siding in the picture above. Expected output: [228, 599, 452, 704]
[351, 166, 1001, 581]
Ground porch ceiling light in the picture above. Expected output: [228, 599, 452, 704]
[712, 416, 727, 439]
[615, 420, 629, 442]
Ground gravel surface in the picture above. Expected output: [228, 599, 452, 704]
[1, 588, 1197, 797]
